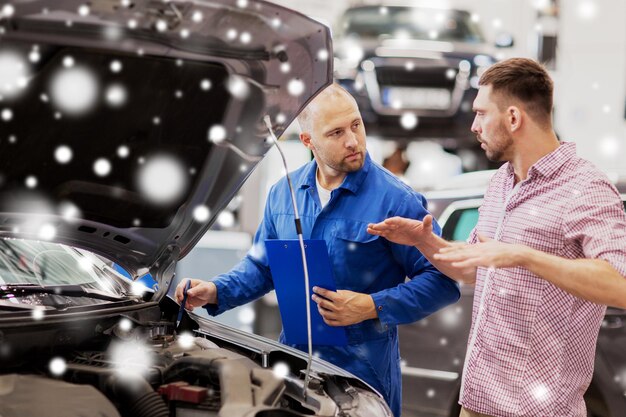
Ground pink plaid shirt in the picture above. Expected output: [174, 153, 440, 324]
[459, 142, 626, 416]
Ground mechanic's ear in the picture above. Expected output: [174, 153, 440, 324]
[299, 132, 314, 151]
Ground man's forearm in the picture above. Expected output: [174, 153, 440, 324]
[416, 234, 477, 285]
[519, 248, 626, 309]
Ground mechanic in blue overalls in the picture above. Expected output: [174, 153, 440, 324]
[176, 84, 459, 417]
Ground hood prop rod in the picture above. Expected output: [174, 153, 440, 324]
[264, 115, 314, 399]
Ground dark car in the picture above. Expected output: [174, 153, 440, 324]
[0, 1, 393, 416]
[398, 172, 626, 417]
[333, 4, 508, 169]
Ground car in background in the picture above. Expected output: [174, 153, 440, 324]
[398, 172, 626, 417]
[0, 1, 392, 416]
[333, 3, 511, 170]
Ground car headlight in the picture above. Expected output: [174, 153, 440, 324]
[345, 387, 394, 417]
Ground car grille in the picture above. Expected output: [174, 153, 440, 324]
[375, 66, 456, 89]
[361, 57, 470, 117]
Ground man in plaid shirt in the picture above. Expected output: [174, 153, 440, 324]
[368, 58, 626, 417]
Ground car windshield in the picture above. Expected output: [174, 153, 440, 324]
[338, 6, 485, 43]
[0, 237, 129, 298]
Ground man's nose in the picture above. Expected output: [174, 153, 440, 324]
[470, 117, 480, 134]
[345, 130, 358, 148]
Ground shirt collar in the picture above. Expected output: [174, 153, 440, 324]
[299, 152, 371, 195]
[506, 141, 577, 180]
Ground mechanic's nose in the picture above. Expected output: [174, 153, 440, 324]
[345, 130, 358, 149]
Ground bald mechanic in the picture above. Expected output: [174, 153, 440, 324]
[176, 84, 460, 416]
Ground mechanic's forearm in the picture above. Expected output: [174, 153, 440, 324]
[415, 234, 477, 285]
[519, 248, 626, 309]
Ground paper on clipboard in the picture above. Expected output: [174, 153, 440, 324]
[265, 239, 348, 346]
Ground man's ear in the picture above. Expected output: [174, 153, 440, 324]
[507, 106, 522, 133]
[300, 132, 314, 150]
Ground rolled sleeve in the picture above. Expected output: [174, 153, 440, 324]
[563, 180, 626, 277]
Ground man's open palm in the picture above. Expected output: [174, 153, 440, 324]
[367, 214, 434, 246]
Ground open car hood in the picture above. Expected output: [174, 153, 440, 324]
[0, 1, 332, 278]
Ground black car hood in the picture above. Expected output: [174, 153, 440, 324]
[0, 1, 332, 279]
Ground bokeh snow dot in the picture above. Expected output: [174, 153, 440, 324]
[39, 224, 57, 240]
[119, 318, 132, 332]
[25, 175, 37, 188]
[131, 281, 147, 296]
[238, 306, 255, 324]
[2, 4, 15, 17]
[178, 332, 195, 349]
[63, 56, 75, 68]
[29, 50, 41, 63]
[54, 145, 73, 164]
[110, 60, 122, 73]
[273, 362, 290, 378]
[217, 211, 235, 228]
[533, 384, 549, 400]
[60, 202, 81, 221]
[193, 205, 210, 222]
[192, 11, 203, 22]
[400, 112, 418, 130]
[50, 66, 98, 115]
[1, 109, 12, 121]
[200, 79, 212, 90]
[78, 258, 93, 271]
[78, 5, 90, 16]
[226, 75, 250, 100]
[240, 32, 251, 44]
[317, 49, 329, 61]
[226, 28, 238, 40]
[31, 306, 45, 321]
[109, 340, 153, 376]
[104, 26, 123, 41]
[117, 145, 130, 158]
[105, 84, 127, 107]
[94, 158, 112, 177]
[208, 125, 227, 144]
[0, 51, 30, 98]
[287, 79, 305, 96]
[49, 357, 67, 376]
[155, 20, 167, 32]
[137, 155, 187, 204]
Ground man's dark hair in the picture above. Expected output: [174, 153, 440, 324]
[479, 58, 553, 128]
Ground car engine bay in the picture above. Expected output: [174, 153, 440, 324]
[0, 300, 385, 417]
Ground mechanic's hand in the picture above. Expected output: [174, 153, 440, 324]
[434, 233, 529, 269]
[367, 215, 434, 246]
[311, 287, 377, 327]
[175, 279, 218, 310]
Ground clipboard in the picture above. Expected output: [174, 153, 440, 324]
[265, 239, 348, 346]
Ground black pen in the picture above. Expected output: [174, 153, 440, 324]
[176, 279, 191, 330]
